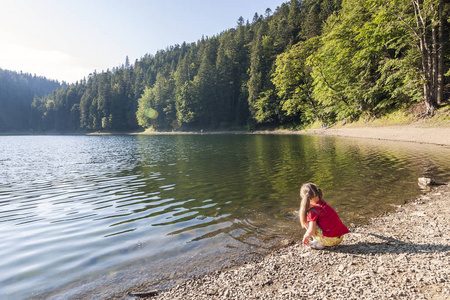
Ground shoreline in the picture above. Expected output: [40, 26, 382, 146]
[132, 123, 450, 147]
[138, 182, 450, 299]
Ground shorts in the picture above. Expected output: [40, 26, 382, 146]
[313, 227, 344, 247]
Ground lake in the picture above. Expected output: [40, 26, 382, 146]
[1, 134, 449, 299]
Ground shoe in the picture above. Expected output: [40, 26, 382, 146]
[309, 238, 325, 250]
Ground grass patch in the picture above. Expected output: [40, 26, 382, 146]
[302, 104, 450, 130]
[363, 111, 415, 127]
[143, 126, 157, 133]
[304, 120, 325, 130]
[420, 106, 450, 126]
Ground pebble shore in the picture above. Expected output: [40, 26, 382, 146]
[140, 183, 450, 300]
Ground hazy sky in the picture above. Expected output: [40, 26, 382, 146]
[0, 0, 283, 83]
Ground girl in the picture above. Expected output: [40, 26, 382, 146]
[299, 183, 349, 249]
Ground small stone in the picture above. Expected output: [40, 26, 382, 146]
[280, 239, 295, 247]
[418, 177, 435, 186]
[223, 289, 230, 297]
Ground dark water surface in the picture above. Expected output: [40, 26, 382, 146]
[0, 134, 449, 299]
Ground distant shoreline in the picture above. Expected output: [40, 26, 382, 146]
[4, 123, 449, 146]
[127, 123, 450, 146]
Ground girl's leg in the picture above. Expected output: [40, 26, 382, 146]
[313, 227, 344, 247]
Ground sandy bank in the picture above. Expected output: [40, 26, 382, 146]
[135, 182, 449, 299]
[300, 125, 450, 146]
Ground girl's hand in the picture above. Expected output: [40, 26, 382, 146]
[302, 221, 317, 246]
[302, 230, 312, 245]
[302, 234, 310, 246]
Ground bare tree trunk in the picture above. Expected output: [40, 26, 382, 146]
[425, 95, 435, 116]
[428, 44, 435, 106]
[421, 51, 432, 115]
[416, 0, 437, 116]
[432, 17, 438, 105]
[437, 0, 444, 105]
[421, 25, 434, 115]
[425, 52, 436, 116]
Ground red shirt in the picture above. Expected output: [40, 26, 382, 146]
[306, 200, 349, 237]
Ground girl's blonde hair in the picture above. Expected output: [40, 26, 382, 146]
[299, 183, 323, 229]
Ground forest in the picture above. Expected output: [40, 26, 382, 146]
[0, 69, 63, 132]
[2, 0, 449, 133]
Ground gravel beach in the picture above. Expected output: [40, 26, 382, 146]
[138, 182, 449, 300]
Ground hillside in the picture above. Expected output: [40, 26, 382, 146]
[0, 69, 63, 131]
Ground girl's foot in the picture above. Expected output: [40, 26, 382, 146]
[309, 239, 325, 250]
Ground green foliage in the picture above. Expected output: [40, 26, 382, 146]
[308, 0, 427, 122]
[137, 69, 176, 130]
[272, 37, 321, 123]
[136, 87, 154, 129]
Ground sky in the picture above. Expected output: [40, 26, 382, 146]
[0, 0, 284, 84]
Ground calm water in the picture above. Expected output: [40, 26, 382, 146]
[1, 134, 449, 299]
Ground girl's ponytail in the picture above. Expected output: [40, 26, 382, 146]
[299, 183, 322, 229]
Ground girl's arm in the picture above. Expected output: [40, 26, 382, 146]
[302, 221, 317, 246]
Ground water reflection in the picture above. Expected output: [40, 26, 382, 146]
[0, 135, 449, 299]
